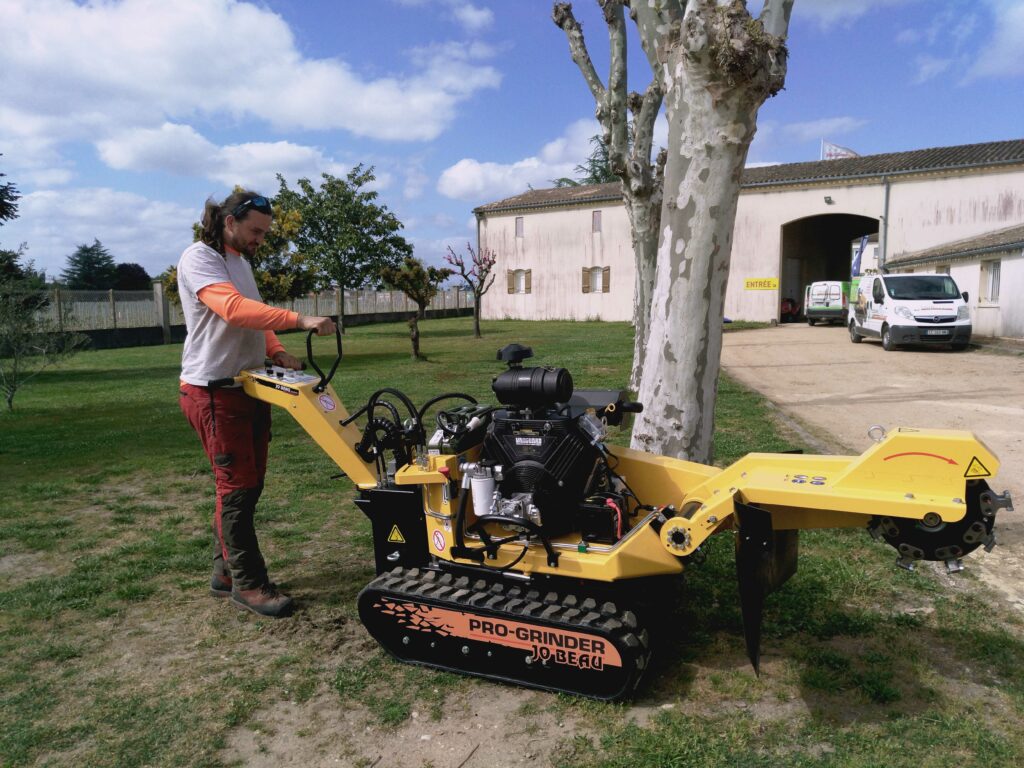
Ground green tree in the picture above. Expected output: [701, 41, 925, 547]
[552, 135, 620, 187]
[378, 256, 453, 320]
[61, 240, 118, 290]
[113, 262, 152, 290]
[1, 249, 86, 412]
[1, 155, 19, 226]
[279, 166, 412, 328]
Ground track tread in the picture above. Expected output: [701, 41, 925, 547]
[359, 566, 651, 700]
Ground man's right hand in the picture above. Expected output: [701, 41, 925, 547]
[297, 315, 337, 336]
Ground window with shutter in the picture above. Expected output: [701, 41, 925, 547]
[507, 269, 515, 294]
[525, 269, 532, 294]
[602, 266, 610, 293]
[582, 267, 591, 293]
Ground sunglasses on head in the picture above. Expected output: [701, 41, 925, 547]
[229, 195, 272, 218]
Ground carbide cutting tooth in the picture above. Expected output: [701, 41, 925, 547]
[984, 532, 997, 552]
[896, 556, 917, 572]
[945, 558, 965, 574]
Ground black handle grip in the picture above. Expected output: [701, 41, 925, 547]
[306, 325, 343, 393]
[621, 401, 644, 413]
[207, 377, 237, 389]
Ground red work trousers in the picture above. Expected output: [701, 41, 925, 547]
[180, 384, 272, 590]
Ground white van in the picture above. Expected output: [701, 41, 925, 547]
[849, 273, 971, 351]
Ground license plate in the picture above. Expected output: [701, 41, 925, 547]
[925, 329, 949, 336]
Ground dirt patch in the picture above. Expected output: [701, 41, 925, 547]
[222, 686, 582, 768]
[0, 551, 69, 586]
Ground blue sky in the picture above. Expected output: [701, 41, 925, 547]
[1, 0, 1022, 281]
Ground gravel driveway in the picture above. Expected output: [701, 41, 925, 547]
[721, 323, 1024, 608]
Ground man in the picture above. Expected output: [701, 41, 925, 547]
[178, 190, 335, 618]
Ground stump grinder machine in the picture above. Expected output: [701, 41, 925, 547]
[225, 331, 1012, 700]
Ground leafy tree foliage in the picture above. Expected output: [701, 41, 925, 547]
[1, 247, 86, 412]
[0, 155, 18, 226]
[278, 166, 412, 324]
[445, 244, 497, 338]
[552, 135, 620, 187]
[113, 262, 152, 290]
[61, 240, 118, 290]
[378, 256, 453, 320]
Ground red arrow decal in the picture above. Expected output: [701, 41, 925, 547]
[883, 452, 958, 465]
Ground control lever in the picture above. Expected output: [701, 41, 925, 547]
[306, 325, 343, 393]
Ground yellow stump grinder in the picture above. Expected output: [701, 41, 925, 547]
[225, 332, 1012, 700]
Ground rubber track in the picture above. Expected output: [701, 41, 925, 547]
[361, 566, 653, 699]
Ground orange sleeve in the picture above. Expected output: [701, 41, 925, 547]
[198, 282, 300, 331]
[265, 331, 286, 358]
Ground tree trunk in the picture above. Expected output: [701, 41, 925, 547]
[627, 192, 660, 391]
[630, 0, 792, 463]
[472, 297, 482, 338]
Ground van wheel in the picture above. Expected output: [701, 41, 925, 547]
[807, 317, 816, 326]
[849, 320, 862, 343]
[881, 325, 895, 351]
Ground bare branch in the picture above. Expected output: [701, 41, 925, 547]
[629, 0, 686, 69]
[632, 81, 664, 172]
[759, 0, 794, 39]
[552, 3, 607, 104]
[602, 0, 630, 176]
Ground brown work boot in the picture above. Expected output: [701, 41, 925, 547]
[230, 583, 294, 618]
[210, 573, 232, 598]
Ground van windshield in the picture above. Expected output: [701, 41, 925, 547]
[884, 275, 960, 300]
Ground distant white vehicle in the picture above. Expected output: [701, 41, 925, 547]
[848, 273, 972, 351]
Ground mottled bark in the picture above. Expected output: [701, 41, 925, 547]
[629, 0, 793, 463]
[554, 1, 665, 391]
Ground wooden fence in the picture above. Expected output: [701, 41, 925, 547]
[39, 286, 474, 334]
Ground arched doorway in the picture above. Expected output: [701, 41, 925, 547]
[779, 214, 878, 319]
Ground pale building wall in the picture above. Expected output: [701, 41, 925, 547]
[480, 204, 635, 321]
[899, 248, 1024, 339]
[478, 165, 1024, 331]
[886, 170, 1024, 254]
[729, 182, 883, 320]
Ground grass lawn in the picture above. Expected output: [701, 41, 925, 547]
[1, 317, 1022, 767]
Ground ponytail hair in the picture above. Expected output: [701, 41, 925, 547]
[199, 189, 268, 255]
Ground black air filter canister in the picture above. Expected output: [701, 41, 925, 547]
[491, 366, 573, 409]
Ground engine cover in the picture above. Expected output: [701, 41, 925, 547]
[481, 409, 601, 535]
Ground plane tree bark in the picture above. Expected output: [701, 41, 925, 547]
[553, 1, 666, 391]
[629, 0, 794, 462]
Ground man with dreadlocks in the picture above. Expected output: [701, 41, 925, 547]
[177, 190, 335, 617]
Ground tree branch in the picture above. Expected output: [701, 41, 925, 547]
[629, 0, 686, 68]
[759, 0, 794, 39]
[602, 0, 630, 176]
[552, 4, 607, 105]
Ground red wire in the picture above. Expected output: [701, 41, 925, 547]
[605, 498, 623, 538]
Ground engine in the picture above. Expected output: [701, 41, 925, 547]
[465, 344, 635, 543]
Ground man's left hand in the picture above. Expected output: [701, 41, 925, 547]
[272, 351, 303, 370]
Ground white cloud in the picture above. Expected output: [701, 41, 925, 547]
[969, 0, 1024, 78]
[449, 2, 494, 33]
[3, 188, 197, 277]
[438, 119, 601, 202]
[796, 0, 915, 26]
[0, 0, 501, 162]
[95, 123, 353, 192]
[912, 55, 953, 84]
[782, 116, 868, 143]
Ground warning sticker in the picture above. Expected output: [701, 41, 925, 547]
[387, 525, 406, 544]
[964, 456, 992, 478]
[432, 529, 446, 553]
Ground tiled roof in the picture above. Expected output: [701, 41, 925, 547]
[474, 138, 1024, 214]
[474, 182, 621, 214]
[887, 223, 1024, 266]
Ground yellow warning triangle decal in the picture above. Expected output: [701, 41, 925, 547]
[387, 525, 406, 544]
[964, 456, 991, 478]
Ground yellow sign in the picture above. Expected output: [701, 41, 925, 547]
[387, 525, 406, 544]
[964, 457, 991, 478]
[744, 277, 779, 290]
